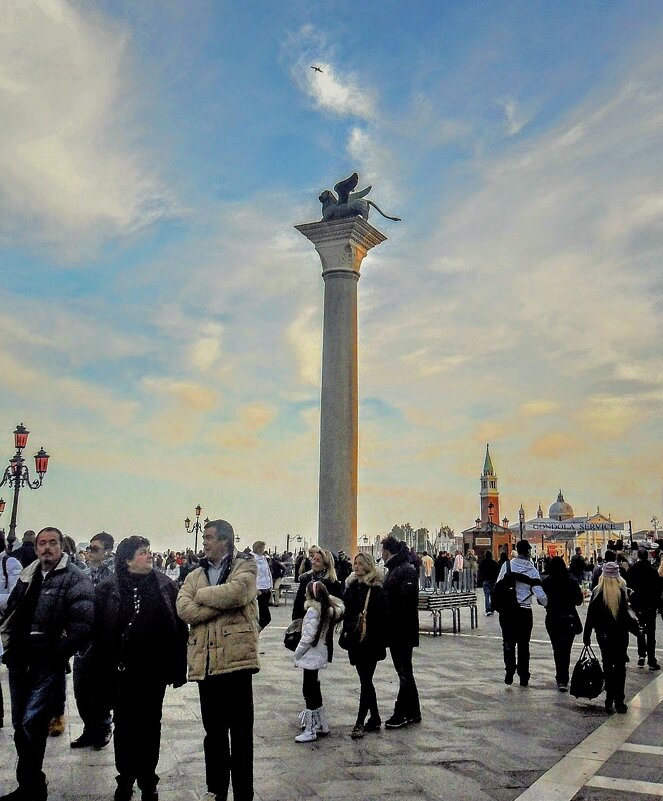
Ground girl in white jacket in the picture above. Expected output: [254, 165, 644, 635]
[293, 580, 344, 742]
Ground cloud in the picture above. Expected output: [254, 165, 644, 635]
[0, 0, 179, 254]
[499, 97, 534, 136]
[520, 400, 560, 417]
[141, 377, 217, 412]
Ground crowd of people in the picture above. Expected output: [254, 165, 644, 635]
[1, 523, 662, 801]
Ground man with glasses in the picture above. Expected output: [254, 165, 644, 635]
[71, 532, 116, 750]
[0, 527, 94, 801]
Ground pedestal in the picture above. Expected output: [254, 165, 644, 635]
[295, 218, 386, 558]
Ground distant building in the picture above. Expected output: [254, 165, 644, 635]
[462, 445, 513, 558]
[514, 490, 625, 560]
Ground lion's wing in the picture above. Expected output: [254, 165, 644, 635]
[349, 186, 372, 201]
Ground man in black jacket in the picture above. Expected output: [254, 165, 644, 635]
[626, 548, 661, 670]
[0, 527, 94, 801]
[9, 531, 37, 569]
[381, 536, 421, 728]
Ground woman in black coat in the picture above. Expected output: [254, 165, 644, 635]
[341, 553, 389, 738]
[541, 556, 583, 692]
[478, 551, 500, 616]
[292, 549, 343, 621]
[92, 537, 188, 801]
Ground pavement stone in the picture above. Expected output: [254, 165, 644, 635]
[1, 597, 663, 800]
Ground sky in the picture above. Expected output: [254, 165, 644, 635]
[1, 0, 662, 552]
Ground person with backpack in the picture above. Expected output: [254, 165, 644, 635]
[626, 548, 661, 670]
[494, 539, 547, 687]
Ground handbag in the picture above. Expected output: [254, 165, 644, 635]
[283, 618, 303, 652]
[339, 587, 371, 650]
[570, 644, 604, 699]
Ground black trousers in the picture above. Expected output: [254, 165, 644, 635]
[389, 644, 420, 719]
[302, 668, 322, 709]
[198, 670, 254, 801]
[500, 607, 533, 680]
[636, 608, 657, 665]
[354, 657, 379, 724]
[256, 590, 272, 630]
[545, 619, 575, 686]
[597, 632, 627, 705]
[73, 649, 112, 738]
[113, 673, 167, 792]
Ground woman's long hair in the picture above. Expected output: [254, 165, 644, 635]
[306, 580, 332, 647]
[546, 555, 569, 582]
[597, 574, 626, 619]
[353, 552, 378, 584]
[314, 549, 338, 582]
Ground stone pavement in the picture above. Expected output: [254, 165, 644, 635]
[2, 597, 663, 801]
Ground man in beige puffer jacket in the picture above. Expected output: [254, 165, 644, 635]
[177, 519, 259, 801]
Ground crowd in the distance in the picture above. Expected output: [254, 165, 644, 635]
[1, 524, 662, 801]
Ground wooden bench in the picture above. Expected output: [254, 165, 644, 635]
[418, 591, 478, 635]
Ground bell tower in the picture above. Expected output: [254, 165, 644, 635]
[480, 444, 500, 524]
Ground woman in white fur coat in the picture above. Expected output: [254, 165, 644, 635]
[293, 580, 344, 742]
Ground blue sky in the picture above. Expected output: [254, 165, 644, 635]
[1, 0, 662, 551]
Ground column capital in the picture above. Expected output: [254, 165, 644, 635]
[295, 218, 386, 278]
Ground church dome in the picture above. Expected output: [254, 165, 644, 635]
[549, 490, 574, 521]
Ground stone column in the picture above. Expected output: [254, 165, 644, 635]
[295, 217, 386, 558]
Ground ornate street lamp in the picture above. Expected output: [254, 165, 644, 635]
[184, 504, 207, 554]
[0, 424, 50, 548]
[519, 504, 525, 542]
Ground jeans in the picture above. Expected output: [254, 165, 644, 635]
[354, 657, 379, 724]
[198, 670, 254, 801]
[73, 649, 112, 738]
[389, 644, 420, 719]
[113, 672, 167, 793]
[500, 607, 534, 681]
[483, 581, 495, 614]
[9, 662, 62, 794]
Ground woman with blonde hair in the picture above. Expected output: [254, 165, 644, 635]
[341, 552, 389, 738]
[583, 561, 639, 713]
[292, 548, 341, 620]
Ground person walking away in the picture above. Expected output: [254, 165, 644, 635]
[465, 550, 478, 589]
[341, 553, 388, 738]
[541, 556, 583, 691]
[10, 531, 37, 569]
[92, 536, 187, 801]
[381, 537, 421, 728]
[292, 549, 342, 622]
[478, 551, 499, 616]
[495, 539, 547, 687]
[293, 581, 344, 742]
[71, 531, 116, 750]
[0, 527, 93, 801]
[268, 553, 286, 606]
[584, 561, 639, 713]
[421, 552, 434, 589]
[569, 548, 587, 585]
[451, 550, 464, 590]
[251, 541, 273, 630]
[176, 519, 259, 801]
[627, 548, 661, 670]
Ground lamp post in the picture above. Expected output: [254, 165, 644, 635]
[487, 502, 494, 555]
[0, 424, 50, 549]
[651, 516, 659, 542]
[184, 505, 208, 555]
[519, 504, 525, 543]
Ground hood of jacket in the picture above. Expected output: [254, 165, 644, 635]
[345, 571, 383, 589]
[304, 596, 344, 621]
